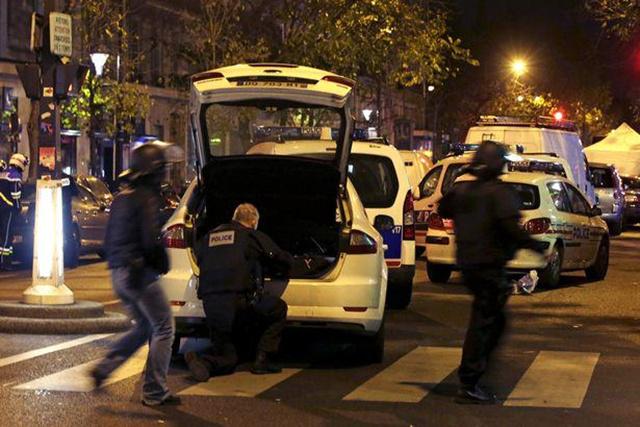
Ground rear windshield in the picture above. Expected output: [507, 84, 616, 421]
[202, 101, 342, 157]
[348, 154, 399, 208]
[590, 167, 614, 188]
[508, 183, 540, 210]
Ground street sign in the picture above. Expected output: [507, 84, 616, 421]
[49, 12, 72, 57]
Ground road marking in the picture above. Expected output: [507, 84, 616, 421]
[0, 334, 113, 368]
[343, 346, 461, 403]
[178, 369, 302, 398]
[14, 347, 148, 392]
[504, 351, 599, 408]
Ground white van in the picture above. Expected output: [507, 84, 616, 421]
[465, 116, 596, 204]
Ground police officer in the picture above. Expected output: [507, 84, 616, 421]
[185, 203, 292, 382]
[91, 143, 179, 407]
[0, 153, 28, 269]
[438, 141, 547, 404]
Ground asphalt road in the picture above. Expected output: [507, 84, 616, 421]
[0, 231, 639, 427]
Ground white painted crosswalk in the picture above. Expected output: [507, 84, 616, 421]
[8, 343, 602, 409]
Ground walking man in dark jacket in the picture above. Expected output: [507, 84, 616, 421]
[185, 203, 293, 382]
[91, 143, 179, 407]
[438, 141, 547, 404]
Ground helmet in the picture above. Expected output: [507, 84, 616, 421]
[471, 141, 509, 179]
[129, 143, 166, 181]
[9, 153, 29, 172]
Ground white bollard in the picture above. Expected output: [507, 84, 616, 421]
[22, 179, 74, 305]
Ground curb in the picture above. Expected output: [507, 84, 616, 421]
[0, 301, 106, 319]
[0, 312, 130, 334]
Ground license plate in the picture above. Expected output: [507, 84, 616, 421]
[235, 81, 309, 89]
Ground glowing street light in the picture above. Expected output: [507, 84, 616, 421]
[427, 85, 435, 92]
[510, 58, 528, 78]
[90, 52, 110, 77]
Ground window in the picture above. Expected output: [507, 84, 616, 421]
[590, 167, 614, 188]
[347, 154, 399, 208]
[442, 163, 467, 194]
[547, 181, 572, 212]
[420, 166, 442, 198]
[507, 183, 540, 210]
[77, 186, 94, 203]
[565, 184, 591, 216]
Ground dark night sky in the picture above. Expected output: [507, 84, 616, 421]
[450, 0, 636, 121]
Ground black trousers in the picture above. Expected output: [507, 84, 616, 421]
[458, 267, 511, 387]
[0, 209, 13, 266]
[201, 292, 287, 375]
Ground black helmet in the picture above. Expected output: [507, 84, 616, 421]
[471, 141, 510, 179]
[130, 143, 166, 181]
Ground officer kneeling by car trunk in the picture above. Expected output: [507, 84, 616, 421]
[185, 203, 293, 381]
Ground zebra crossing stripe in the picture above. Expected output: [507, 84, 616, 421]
[343, 346, 461, 403]
[13, 347, 148, 392]
[504, 351, 600, 408]
[178, 368, 302, 397]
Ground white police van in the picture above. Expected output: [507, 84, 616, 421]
[248, 136, 416, 309]
[160, 64, 388, 362]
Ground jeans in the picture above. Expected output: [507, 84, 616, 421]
[94, 267, 174, 404]
[458, 267, 511, 387]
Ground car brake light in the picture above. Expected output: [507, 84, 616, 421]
[343, 307, 368, 312]
[427, 212, 445, 230]
[524, 218, 551, 234]
[347, 230, 377, 254]
[403, 190, 415, 240]
[163, 224, 187, 248]
[191, 71, 224, 83]
[322, 75, 355, 87]
[170, 300, 186, 307]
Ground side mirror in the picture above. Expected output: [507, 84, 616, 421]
[590, 206, 602, 217]
[373, 214, 394, 232]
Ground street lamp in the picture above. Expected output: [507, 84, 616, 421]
[427, 85, 435, 92]
[510, 58, 528, 78]
[90, 52, 109, 77]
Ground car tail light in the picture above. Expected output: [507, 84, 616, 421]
[170, 300, 186, 307]
[191, 71, 224, 83]
[346, 230, 378, 254]
[403, 191, 415, 240]
[343, 307, 368, 312]
[524, 218, 551, 234]
[427, 212, 445, 230]
[163, 224, 187, 248]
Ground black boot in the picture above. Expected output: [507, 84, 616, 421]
[185, 352, 211, 382]
[251, 350, 282, 375]
[455, 384, 497, 405]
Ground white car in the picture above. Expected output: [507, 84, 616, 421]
[399, 150, 432, 194]
[249, 138, 416, 308]
[159, 63, 387, 362]
[414, 149, 576, 252]
[425, 172, 610, 287]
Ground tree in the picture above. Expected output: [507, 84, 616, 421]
[587, 0, 640, 40]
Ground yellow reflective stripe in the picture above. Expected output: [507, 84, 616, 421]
[0, 193, 13, 207]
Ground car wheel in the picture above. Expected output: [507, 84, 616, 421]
[64, 225, 80, 269]
[539, 245, 562, 288]
[359, 319, 385, 364]
[427, 262, 452, 284]
[585, 240, 609, 281]
[387, 280, 413, 309]
[609, 220, 623, 236]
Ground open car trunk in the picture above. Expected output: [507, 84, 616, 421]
[200, 156, 345, 278]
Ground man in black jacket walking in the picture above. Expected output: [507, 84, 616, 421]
[438, 141, 547, 404]
[91, 143, 178, 407]
[185, 203, 293, 382]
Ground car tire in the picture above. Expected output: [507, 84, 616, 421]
[539, 245, 562, 288]
[608, 220, 623, 236]
[387, 280, 413, 309]
[585, 240, 609, 281]
[359, 319, 385, 364]
[427, 262, 452, 284]
[64, 225, 80, 269]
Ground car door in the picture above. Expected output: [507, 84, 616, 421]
[564, 183, 598, 266]
[415, 165, 442, 244]
[546, 181, 581, 268]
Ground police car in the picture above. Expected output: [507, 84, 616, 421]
[425, 172, 610, 287]
[248, 137, 416, 308]
[414, 149, 576, 252]
[159, 63, 387, 362]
